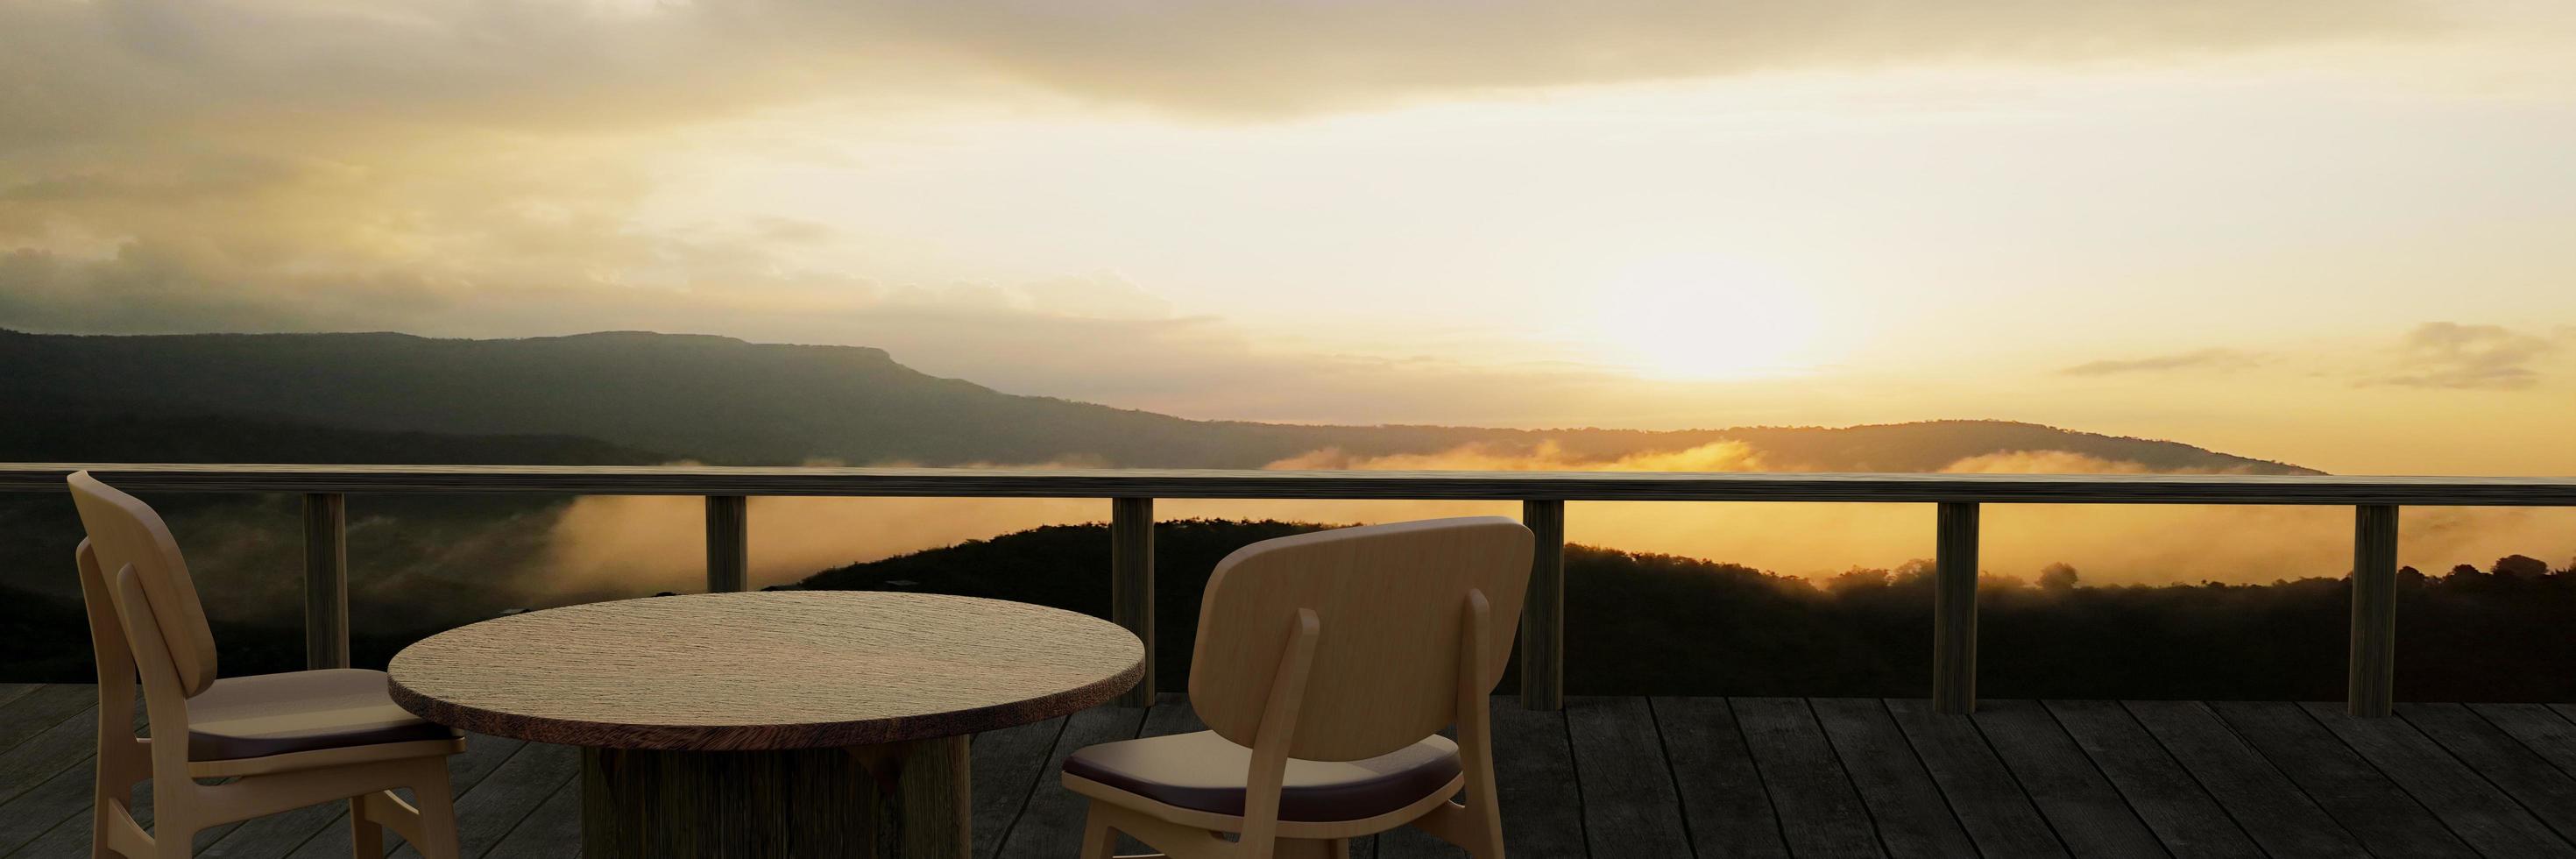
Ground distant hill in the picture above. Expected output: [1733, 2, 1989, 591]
[0, 329, 2315, 473]
[803, 519, 2576, 701]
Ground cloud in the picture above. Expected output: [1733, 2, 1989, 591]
[2367, 322, 2568, 390]
[2061, 348, 2266, 377]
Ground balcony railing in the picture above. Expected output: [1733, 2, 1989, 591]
[10, 463, 2576, 717]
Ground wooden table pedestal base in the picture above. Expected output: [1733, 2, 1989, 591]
[582, 735, 970, 858]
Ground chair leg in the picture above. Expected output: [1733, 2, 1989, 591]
[408, 763, 463, 859]
[350, 795, 384, 858]
[1079, 801, 1120, 859]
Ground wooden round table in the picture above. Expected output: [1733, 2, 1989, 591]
[386, 591, 1143, 858]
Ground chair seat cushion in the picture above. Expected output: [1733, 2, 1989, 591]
[187, 669, 458, 761]
[1064, 730, 1461, 822]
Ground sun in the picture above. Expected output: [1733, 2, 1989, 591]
[1582, 254, 1827, 381]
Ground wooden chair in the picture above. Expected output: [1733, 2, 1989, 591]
[68, 471, 465, 859]
[1060, 516, 1534, 859]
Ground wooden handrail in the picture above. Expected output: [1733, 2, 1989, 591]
[16, 462, 2564, 716]
[4, 464, 2575, 505]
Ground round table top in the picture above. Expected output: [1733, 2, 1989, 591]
[386, 591, 1144, 751]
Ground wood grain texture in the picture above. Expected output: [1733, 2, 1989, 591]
[1188, 517, 1531, 763]
[1813, 698, 1978, 858]
[2122, 700, 2362, 859]
[1732, 697, 1881, 857]
[2399, 703, 2576, 847]
[1972, 699, 2166, 858]
[1563, 697, 1690, 858]
[1650, 696, 1789, 859]
[389, 592, 1143, 750]
[2209, 700, 2476, 858]
[2044, 699, 2261, 859]
[1517, 500, 1564, 712]
[582, 736, 970, 859]
[2301, 701, 2576, 857]
[10, 463, 2576, 505]
[1885, 698, 2067, 859]
[1110, 497, 1156, 708]
[704, 495, 748, 593]
[1932, 502, 1978, 715]
[304, 493, 350, 670]
[2349, 504, 2400, 716]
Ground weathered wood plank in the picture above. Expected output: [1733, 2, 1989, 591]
[2122, 700, 2361, 859]
[1973, 699, 2164, 858]
[303, 492, 350, 670]
[1489, 695, 1584, 859]
[1814, 699, 1976, 858]
[2474, 703, 2576, 782]
[1886, 699, 2066, 859]
[972, 717, 1070, 859]
[8, 463, 2576, 506]
[0, 754, 97, 855]
[481, 777, 583, 859]
[271, 734, 531, 859]
[2402, 703, 2576, 847]
[1518, 500, 1564, 711]
[388, 741, 581, 859]
[993, 705, 1147, 859]
[2046, 700, 2260, 858]
[1735, 697, 1880, 856]
[0, 685, 96, 756]
[2303, 701, 2576, 857]
[1651, 697, 1787, 859]
[1563, 697, 1691, 857]
[1933, 504, 1978, 714]
[0, 703, 98, 808]
[2209, 701, 2473, 858]
[0, 685, 39, 712]
[704, 494, 748, 593]
[1110, 496, 1155, 708]
[2348, 505, 2399, 716]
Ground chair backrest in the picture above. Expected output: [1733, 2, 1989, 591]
[1189, 516, 1533, 763]
[67, 472, 220, 696]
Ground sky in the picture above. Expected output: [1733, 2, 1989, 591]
[4, 0, 2576, 477]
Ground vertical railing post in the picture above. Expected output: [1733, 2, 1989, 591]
[302, 493, 350, 670]
[705, 495, 748, 593]
[2349, 504, 2400, 716]
[1111, 497, 1156, 707]
[1933, 501, 1979, 714]
[1520, 500, 1566, 711]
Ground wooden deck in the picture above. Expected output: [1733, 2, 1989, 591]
[6, 685, 2576, 857]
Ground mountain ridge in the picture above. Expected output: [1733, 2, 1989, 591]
[0, 328, 2318, 474]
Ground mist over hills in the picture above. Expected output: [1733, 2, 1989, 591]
[0, 328, 2311, 473]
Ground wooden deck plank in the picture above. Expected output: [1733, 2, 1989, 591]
[0, 685, 96, 757]
[1886, 699, 2066, 859]
[2121, 700, 2361, 859]
[2402, 703, 2576, 848]
[1813, 699, 1977, 859]
[2303, 701, 2576, 857]
[1652, 697, 1787, 859]
[0, 703, 98, 809]
[1972, 699, 2164, 858]
[270, 734, 532, 859]
[1734, 697, 1881, 856]
[392, 741, 579, 859]
[1490, 697, 1585, 859]
[0, 751, 98, 855]
[480, 777, 582, 859]
[0, 685, 37, 713]
[2473, 704, 2576, 783]
[2046, 700, 2261, 859]
[992, 704, 1148, 859]
[1564, 696, 1692, 858]
[2209, 700, 2474, 858]
[971, 715, 1070, 859]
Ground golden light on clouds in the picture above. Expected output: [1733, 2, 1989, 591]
[2, 0, 2574, 477]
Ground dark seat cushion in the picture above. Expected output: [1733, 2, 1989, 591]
[1065, 730, 1461, 822]
[187, 669, 458, 761]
